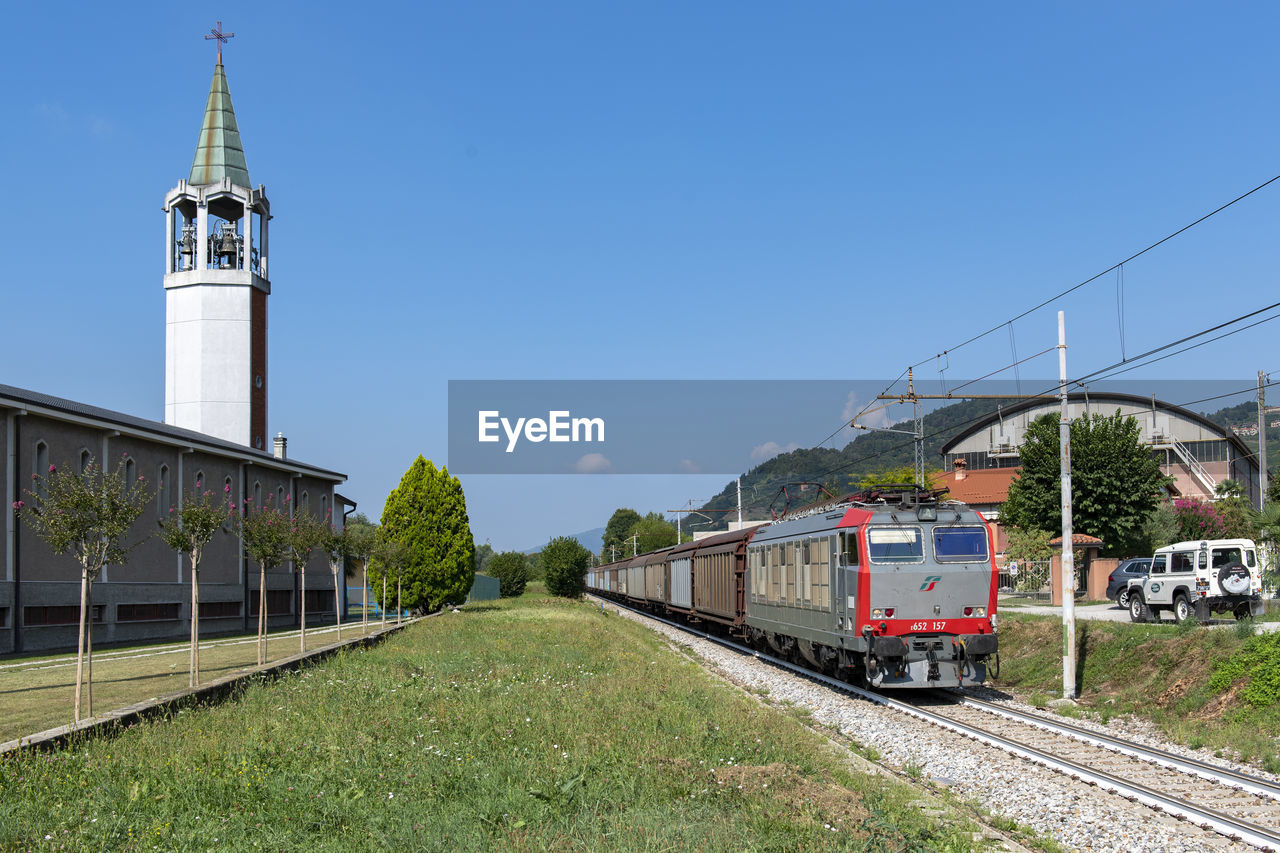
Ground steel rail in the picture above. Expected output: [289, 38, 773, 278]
[592, 594, 1280, 851]
[946, 691, 1280, 803]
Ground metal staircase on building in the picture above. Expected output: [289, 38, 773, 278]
[1147, 434, 1217, 495]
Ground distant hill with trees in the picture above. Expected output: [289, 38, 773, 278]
[685, 393, 1277, 531]
[692, 397, 1004, 529]
[1199, 399, 1279, 474]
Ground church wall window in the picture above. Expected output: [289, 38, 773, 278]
[34, 442, 49, 498]
[117, 602, 181, 622]
[157, 465, 171, 517]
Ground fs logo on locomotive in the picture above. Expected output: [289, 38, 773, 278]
[478, 410, 605, 453]
[920, 576, 942, 592]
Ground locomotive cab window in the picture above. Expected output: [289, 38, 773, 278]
[867, 527, 924, 564]
[838, 530, 859, 566]
[932, 527, 989, 562]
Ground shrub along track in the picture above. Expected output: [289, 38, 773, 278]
[596, 595, 1280, 852]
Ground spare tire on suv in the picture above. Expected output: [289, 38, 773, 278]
[1218, 563, 1251, 596]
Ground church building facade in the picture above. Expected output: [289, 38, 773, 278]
[0, 51, 347, 655]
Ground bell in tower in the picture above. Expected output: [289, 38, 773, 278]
[162, 48, 271, 451]
[211, 220, 244, 270]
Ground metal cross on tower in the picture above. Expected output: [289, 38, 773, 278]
[205, 21, 235, 65]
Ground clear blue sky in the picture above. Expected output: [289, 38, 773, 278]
[4, 3, 1280, 551]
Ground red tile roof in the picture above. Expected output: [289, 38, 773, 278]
[932, 468, 1018, 506]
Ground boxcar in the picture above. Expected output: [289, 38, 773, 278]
[666, 538, 698, 613]
[691, 526, 764, 628]
[643, 547, 673, 605]
[624, 554, 647, 603]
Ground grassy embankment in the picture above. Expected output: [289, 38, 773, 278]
[992, 614, 1280, 771]
[0, 620, 390, 743]
[0, 589, 1000, 852]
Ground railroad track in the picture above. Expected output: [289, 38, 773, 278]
[595, 595, 1280, 851]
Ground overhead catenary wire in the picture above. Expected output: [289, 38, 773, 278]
[912, 172, 1280, 375]
[800, 175, 1280, 486]
[1073, 300, 1280, 385]
[1171, 378, 1280, 472]
[1116, 264, 1127, 362]
[807, 299, 1280, 485]
[1175, 379, 1280, 411]
[813, 347, 1060, 452]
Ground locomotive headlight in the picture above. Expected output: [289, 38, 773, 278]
[872, 608, 883, 618]
[962, 606, 986, 617]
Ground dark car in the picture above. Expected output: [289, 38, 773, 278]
[1106, 558, 1152, 608]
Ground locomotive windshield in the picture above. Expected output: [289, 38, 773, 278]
[867, 527, 924, 563]
[932, 527, 989, 562]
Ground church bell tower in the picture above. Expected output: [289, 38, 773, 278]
[163, 26, 270, 450]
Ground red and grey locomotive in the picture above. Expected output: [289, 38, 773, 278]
[589, 486, 999, 689]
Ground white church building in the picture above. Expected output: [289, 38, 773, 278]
[0, 49, 348, 654]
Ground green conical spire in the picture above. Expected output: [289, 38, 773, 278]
[189, 64, 250, 187]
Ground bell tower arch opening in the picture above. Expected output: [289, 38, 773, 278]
[163, 39, 271, 452]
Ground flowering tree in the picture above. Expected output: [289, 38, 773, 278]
[370, 535, 411, 626]
[238, 497, 290, 665]
[156, 480, 233, 687]
[1172, 498, 1227, 541]
[13, 455, 151, 721]
[319, 519, 347, 641]
[342, 514, 379, 632]
[287, 511, 330, 653]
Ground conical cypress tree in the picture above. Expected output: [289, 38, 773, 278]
[379, 456, 475, 612]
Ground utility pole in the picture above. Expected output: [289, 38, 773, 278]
[1059, 311, 1077, 701]
[737, 477, 742, 528]
[1259, 371, 1269, 510]
[909, 369, 923, 486]
[628, 533, 639, 557]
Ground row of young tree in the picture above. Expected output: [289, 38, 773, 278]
[1001, 411, 1280, 579]
[12, 453, 475, 725]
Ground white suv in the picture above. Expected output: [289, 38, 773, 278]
[1128, 538, 1264, 623]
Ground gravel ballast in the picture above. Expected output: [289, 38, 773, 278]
[605, 603, 1265, 853]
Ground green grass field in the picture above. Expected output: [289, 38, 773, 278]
[0, 619, 392, 743]
[0, 591, 993, 852]
[992, 614, 1280, 770]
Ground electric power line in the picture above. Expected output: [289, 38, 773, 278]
[911, 172, 1280, 375]
[807, 301, 1280, 485]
